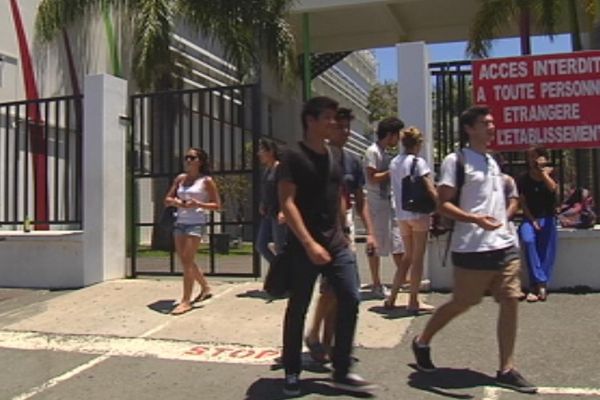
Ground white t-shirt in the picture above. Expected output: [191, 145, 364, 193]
[390, 154, 432, 221]
[439, 148, 515, 253]
[363, 143, 393, 201]
[176, 176, 210, 225]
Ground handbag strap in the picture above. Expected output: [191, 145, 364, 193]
[409, 155, 419, 178]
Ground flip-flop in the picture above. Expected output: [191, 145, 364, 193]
[525, 292, 539, 303]
[171, 303, 192, 315]
[193, 292, 213, 303]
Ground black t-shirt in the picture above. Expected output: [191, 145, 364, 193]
[278, 142, 347, 253]
[517, 172, 557, 218]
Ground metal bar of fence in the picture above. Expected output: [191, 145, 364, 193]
[0, 95, 82, 228]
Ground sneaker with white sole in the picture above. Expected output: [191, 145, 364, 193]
[332, 372, 377, 393]
[283, 373, 300, 396]
[411, 336, 437, 372]
[496, 369, 537, 394]
[371, 285, 389, 299]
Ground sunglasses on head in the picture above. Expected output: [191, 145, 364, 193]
[184, 155, 198, 161]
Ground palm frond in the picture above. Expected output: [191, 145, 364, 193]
[533, 0, 563, 39]
[467, 0, 518, 58]
[35, 0, 102, 42]
[132, 0, 174, 90]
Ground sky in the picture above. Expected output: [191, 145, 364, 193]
[374, 34, 573, 82]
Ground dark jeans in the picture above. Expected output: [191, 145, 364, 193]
[282, 245, 360, 377]
[256, 215, 287, 264]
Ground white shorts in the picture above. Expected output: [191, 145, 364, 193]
[367, 196, 404, 256]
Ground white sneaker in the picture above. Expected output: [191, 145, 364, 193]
[371, 285, 388, 299]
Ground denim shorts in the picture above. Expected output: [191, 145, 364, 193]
[173, 223, 205, 237]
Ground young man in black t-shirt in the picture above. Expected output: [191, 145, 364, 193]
[278, 97, 376, 395]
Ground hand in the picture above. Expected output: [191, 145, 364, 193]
[305, 241, 331, 265]
[277, 211, 286, 224]
[473, 214, 502, 231]
[366, 234, 377, 253]
[185, 199, 202, 208]
[259, 205, 266, 216]
[533, 221, 542, 231]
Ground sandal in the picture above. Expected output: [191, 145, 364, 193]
[538, 287, 547, 302]
[383, 297, 395, 309]
[171, 302, 192, 315]
[304, 338, 330, 363]
[525, 292, 539, 303]
[193, 291, 213, 304]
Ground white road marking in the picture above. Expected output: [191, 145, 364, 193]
[11, 354, 110, 400]
[6, 282, 255, 400]
[483, 385, 600, 399]
[0, 330, 280, 365]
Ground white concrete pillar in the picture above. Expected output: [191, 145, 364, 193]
[397, 42, 432, 165]
[83, 74, 128, 285]
[397, 42, 433, 284]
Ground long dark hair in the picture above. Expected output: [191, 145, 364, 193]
[259, 138, 280, 161]
[189, 147, 210, 175]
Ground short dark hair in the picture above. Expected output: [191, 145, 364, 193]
[459, 105, 491, 144]
[376, 117, 404, 141]
[459, 105, 490, 130]
[301, 96, 338, 131]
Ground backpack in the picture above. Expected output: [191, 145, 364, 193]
[401, 156, 436, 214]
[430, 150, 465, 238]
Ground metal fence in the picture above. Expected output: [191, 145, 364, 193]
[0, 95, 83, 230]
[429, 60, 600, 217]
[129, 84, 261, 277]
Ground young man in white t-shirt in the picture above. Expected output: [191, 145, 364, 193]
[411, 105, 537, 394]
[363, 117, 405, 298]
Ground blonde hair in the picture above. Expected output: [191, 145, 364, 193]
[401, 126, 424, 149]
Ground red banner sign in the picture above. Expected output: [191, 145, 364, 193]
[473, 51, 600, 151]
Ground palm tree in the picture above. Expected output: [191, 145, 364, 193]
[467, 0, 596, 57]
[35, 0, 297, 91]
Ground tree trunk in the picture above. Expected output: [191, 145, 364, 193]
[519, 6, 532, 55]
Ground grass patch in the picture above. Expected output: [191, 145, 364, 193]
[137, 242, 253, 257]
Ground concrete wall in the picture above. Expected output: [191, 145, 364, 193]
[0, 231, 83, 288]
[428, 227, 600, 291]
[0, 74, 127, 289]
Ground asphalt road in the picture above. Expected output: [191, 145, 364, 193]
[1, 286, 599, 400]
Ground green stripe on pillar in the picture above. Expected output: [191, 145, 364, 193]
[302, 13, 311, 100]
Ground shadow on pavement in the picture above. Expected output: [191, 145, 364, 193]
[146, 299, 176, 314]
[368, 305, 423, 320]
[236, 289, 288, 303]
[245, 377, 375, 399]
[407, 367, 495, 399]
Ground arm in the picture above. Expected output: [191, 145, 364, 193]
[279, 180, 331, 265]
[365, 167, 390, 184]
[354, 188, 376, 250]
[164, 174, 185, 207]
[423, 173, 439, 207]
[438, 185, 502, 231]
[196, 177, 222, 211]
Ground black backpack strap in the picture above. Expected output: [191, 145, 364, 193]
[442, 149, 466, 267]
[410, 155, 419, 177]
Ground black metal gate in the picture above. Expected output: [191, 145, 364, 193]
[129, 84, 261, 277]
[429, 60, 600, 213]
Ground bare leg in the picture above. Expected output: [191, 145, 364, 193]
[306, 290, 335, 342]
[498, 298, 518, 372]
[408, 230, 432, 310]
[172, 235, 204, 314]
[368, 256, 381, 287]
[322, 295, 337, 351]
[417, 300, 470, 345]
[388, 245, 410, 307]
